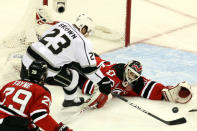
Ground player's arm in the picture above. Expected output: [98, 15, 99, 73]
[33, 114, 72, 131]
[30, 91, 72, 131]
[75, 41, 114, 109]
[31, 106, 73, 131]
[132, 78, 192, 104]
[76, 40, 105, 82]
[129, 77, 192, 104]
[82, 76, 113, 109]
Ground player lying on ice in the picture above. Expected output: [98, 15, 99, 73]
[33, 10, 192, 109]
[81, 53, 192, 109]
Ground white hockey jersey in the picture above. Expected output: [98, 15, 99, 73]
[22, 21, 104, 83]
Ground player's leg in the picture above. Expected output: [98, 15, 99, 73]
[61, 69, 85, 107]
[20, 53, 34, 80]
[20, 63, 29, 80]
[46, 67, 85, 107]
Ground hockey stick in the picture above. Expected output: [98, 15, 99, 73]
[112, 93, 186, 125]
[188, 109, 197, 112]
[62, 104, 97, 124]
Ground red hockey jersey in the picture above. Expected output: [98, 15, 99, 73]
[95, 56, 169, 100]
[0, 80, 59, 131]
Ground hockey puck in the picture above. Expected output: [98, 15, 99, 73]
[172, 107, 179, 113]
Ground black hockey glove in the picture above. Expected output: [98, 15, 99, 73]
[97, 76, 113, 95]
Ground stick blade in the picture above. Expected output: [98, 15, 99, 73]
[167, 117, 186, 125]
[188, 109, 197, 112]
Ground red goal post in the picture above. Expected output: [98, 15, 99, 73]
[43, 0, 48, 5]
[1, 0, 132, 51]
[125, 0, 132, 47]
[62, 0, 132, 47]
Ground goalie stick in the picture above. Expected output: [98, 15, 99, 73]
[112, 93, 186, 125]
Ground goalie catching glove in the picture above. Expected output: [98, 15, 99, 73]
[162, 81, 192, 104]
[84, 76, 113, 109]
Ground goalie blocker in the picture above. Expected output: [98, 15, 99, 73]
[162, 81, 192, 104]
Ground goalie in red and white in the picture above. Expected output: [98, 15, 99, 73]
[81, 54, 192, 105]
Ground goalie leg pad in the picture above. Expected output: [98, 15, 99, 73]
[162, 81, 192, 104]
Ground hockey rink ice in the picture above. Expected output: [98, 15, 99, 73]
[0, 0, 197, 131]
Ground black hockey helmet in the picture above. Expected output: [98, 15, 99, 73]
[123, 60, 142, 86]
[28, 60, 47, 85]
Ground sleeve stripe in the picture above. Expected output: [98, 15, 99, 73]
[147, 83, 157, 99]
[31, 111, 48, 123]
[82, 80, 88, 94]
[33, 113, 48, 123]
[141, 81, 156, 98]
[82, 80, 94, 95]
[30, 109, 47, 116]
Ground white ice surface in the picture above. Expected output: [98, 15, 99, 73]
[0, 0, 197, 131]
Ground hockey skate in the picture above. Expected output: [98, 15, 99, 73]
[62, 97, 85, 107]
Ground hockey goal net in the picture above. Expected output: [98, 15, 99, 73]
[0, 0, 131, 85]
[1, 0, 131, 52]
[63, 0, 131, 47]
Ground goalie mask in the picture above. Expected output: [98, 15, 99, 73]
[123, 60, 142, 87]
[28, 60, 47, 85]
[75, 14, 94, 37]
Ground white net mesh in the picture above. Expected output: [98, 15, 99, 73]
[61, 0, 127, 43]
[1, 0, 52, 53]
[0, 0, 130, 85]
[1, 0, 129, 52]
[0, 0, 51, 85]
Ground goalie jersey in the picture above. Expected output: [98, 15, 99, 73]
[0, 80, 60, 130]
[94, 56, 169, 100]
